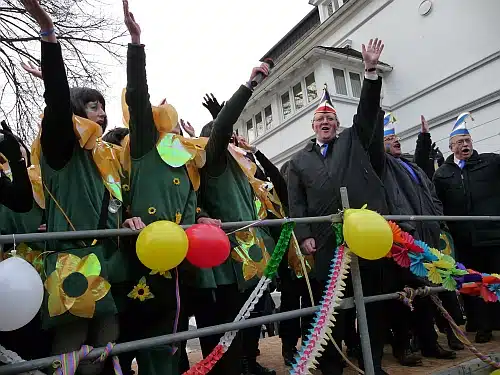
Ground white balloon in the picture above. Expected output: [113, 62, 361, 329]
[0, 257, 44, 331]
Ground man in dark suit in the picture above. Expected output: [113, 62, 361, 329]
[288, 38, 388, 375]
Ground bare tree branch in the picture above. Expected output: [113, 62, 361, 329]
[0, 0, 125, 142]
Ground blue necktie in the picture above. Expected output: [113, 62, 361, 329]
[398, 159, 420, 184]
[321, 144, 328, 158]
[458, 160, 465, 169]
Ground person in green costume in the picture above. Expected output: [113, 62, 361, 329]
[121, 2, 220, 374]
[192, 66, 277, 375]
[21, 2, 143, 374]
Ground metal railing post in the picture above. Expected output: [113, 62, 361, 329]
[340, 187, 375, 375]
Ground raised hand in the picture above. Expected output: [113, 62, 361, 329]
[180, 119, 195, 137]
[202, 93, 225, 120]
[123, 0, 141, 44]
[20, 0, 55, 42]
[430, 143, 444, 166]
[361, 38, 385, 70]
[421, 115, 429, 133]
[248, 63, 270, 84]
[21, 61, 42, 80]
[236, 136, 256, 153]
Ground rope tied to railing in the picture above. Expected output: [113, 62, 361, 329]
[52, 343, 122, 375]
[396, 286, 433, 311]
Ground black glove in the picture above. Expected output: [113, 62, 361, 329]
[0, 121, 22, 162]
[202, 93, 225, 120]
[430, 142, 444, 167]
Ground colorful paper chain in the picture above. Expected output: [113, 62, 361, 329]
[184, 222, 295, 375]
[386, 221, 500, 301]
[291, 245, 351, 375]
[52, 343, 122, 375]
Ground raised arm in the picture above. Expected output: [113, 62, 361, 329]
[414, 115, 434, 178]
[365, 108, 386, 177]
[204, 64, 268, 174]
[352, 38, 384, 150]
[21, 0, 75, 170]
[123, 0, 157, 159]
[0, 130, 33, 213]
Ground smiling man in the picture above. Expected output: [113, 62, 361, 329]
[434, 112, 500, 344]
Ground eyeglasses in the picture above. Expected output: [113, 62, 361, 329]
[452, 138, 473, 146]
[313, 116, 337, 123]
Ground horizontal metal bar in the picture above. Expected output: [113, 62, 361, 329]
[0, 215, 341, 245]
[1, 213, 500, 245]
[0, 287, 445, 375]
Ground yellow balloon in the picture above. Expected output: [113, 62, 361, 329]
[490, 370, 500, 375]
[343, 207, 393, 260]
[136, 221, 188, 271]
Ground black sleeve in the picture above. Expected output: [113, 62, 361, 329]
[365, 108, 386, 177]
[414, 132, 433, 178]
[254, 150, 288, 209]
[205, 85, 253, 176]
[352, 77, 383, 150]
[40, 41, 76, 170]
[288, 158, 312, 243]
[0, 162, 33, 213]
[126, 44, 158, 159]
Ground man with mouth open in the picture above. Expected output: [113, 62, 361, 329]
[434, 112, 500, 344]
[288, 38, 389, 375]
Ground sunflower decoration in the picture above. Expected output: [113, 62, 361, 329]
[148, 207, 157, 215]
[44, 253, 110, 318]
[150, 269, 172, 279]
[122, 184, 130, 192]
[173, 178, 181, 186]
[128, 277, 154, 302]
[232, 229, 270, 281]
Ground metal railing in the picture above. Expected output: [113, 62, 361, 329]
[0, 187, 499, 375]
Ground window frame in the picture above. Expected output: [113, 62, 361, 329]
[346, 69, 363, 98]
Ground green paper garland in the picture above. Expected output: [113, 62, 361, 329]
[263, 221, 295, 278]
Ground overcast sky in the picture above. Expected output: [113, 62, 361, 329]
[103, 0, 313, 134]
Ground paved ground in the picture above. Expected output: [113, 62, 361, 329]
[182, 332, 500, 375]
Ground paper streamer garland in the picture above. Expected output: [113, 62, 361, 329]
[386, 222, 500, 301]
[52, 343, 122, 375]
[291, 245, 351, 375]
[184, 222, 295, 375]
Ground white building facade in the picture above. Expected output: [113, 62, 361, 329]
[237, 0, 500, 168]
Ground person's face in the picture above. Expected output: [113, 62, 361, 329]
[384, 135, 402, 157]
[450, 135, 473, 160]
[312, 112, 338, 143]
[85, 101, 107, 130]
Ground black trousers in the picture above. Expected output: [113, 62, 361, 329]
[278, 273, 313, 348]
[457, 246, 500, 333]
[189, 284, 245, 375]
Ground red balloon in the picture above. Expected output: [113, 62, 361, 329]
[185, 224, 231, 268]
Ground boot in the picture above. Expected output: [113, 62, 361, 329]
[393, 348, 423, 366]
[241, 356, 276, 375]
[475, 330, 493, 344]
[446, 327, 464, 350]
[421, 343, 456, 359]
[282, 344, 298, 367]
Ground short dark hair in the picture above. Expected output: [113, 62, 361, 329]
[70, 87, 107, 128]
[200, 121, 214, 138]
[102, 127, 129, 146]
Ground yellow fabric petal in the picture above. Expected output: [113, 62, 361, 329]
[86, 275, 111, 302]
[47, 287, 71, 317]
[70, 290, 97, 319]
[28, 165, 45, 209]
[56, 253, 82, 279]
[120, 135, 132, 177]
[156, 134, 193, 167]
[121, 89, 130, 128]
[77, 253, 101, 278]
[186, 162, 201, 191]
[73, 115, 102, 150]
[92, 140, 123, 201]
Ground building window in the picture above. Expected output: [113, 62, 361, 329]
[246, 119, 255, 142]
[349, 72, 362, 98]
[281, 92, 292, 120]
[333, 68, 348, 96]
[293, 83, 304, 111]
[326, 1, 334, 16]
[305, 73, 317, 102]
[255, 112, 264, 137]
[264, 105, 273, 130]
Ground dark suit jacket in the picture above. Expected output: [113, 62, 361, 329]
[288, 77, 388, 281]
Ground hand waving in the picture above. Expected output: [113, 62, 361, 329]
[202, 93, 225, 120]
[180, 119, 196, 137]
[21, 61, 42, 80]
[361, 38, 385, 70]
[430, 143, 444, 166]
[123, 0, 141, 44]
[237, 136, 256, 153]
[421, 115, 429, 133]
[20, 0, 55, 41]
